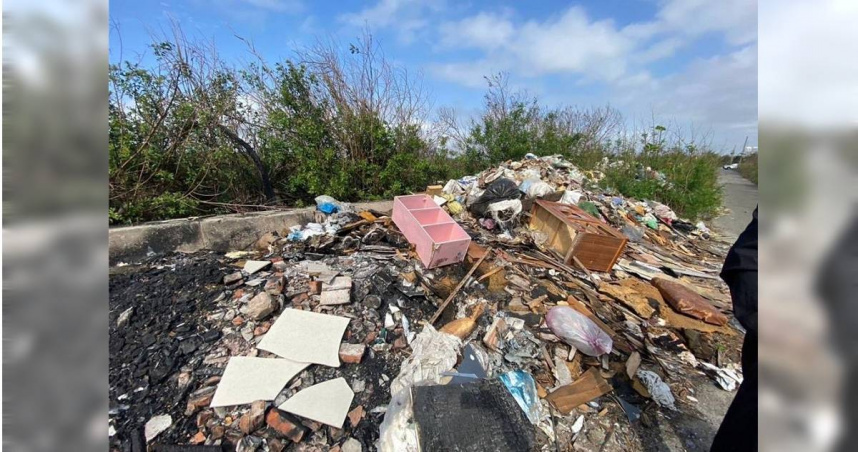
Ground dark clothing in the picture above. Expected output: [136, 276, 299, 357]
[816, 214, 858, 452]
[711, 208, 758, 452]
[719, 208, 758, 336]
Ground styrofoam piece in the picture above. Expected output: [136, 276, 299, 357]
[258, 309, 350, 367]
[278, 377, 355, 428]
[392, 195, 471, 269]
[210, 356, 309, 407]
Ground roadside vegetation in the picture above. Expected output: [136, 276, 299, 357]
[109, 29, 722, 225]
[738, 152, 759, 184]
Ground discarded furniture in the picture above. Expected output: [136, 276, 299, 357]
[392, 194, 471, 268]
[529, 199, 627, 272]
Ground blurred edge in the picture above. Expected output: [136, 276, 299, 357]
[3, 1, 109, 452]
[759, 1, 858, 451]
[2, 0, 858, 451]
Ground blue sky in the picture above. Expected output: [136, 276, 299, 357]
[109, 0, 758, 151]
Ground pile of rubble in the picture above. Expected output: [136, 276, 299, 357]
[109, 155, 745, 451]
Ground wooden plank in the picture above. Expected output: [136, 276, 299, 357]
[545, 367, 613, 414]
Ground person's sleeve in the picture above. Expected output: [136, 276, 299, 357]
[720, 208, 758, 335]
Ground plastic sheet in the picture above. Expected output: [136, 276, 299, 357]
[486, 199, 523, 228]
[499, 371, 541, 424]
[545, 306, 612, 356]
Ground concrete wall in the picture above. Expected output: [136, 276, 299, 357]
[108, 201, 393, 265]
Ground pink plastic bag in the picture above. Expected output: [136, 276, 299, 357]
[545, 306, 612, 356]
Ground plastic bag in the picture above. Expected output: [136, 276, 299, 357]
[522, 179, 554, 198]
[486, 199, 522, 227]
[470, 178, 520, 217]
[389, 325, 462, 397]
[545, 306, 612, 356]
[377, 381, 420, 452]
[314, 195, 342, 214]
[559, 190, 583, 205]
[636, 370, 676, 410]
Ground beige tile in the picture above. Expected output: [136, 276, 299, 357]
[210, 357, 308, 407]
[258, 309, 350, 367]
[279, 378, 354, 428]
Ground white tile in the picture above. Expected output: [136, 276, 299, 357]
[243, 260, 272, 275]
[210, 357, 309, 407]
[279, 378, 354, 428]
[257, 309, 350, 367]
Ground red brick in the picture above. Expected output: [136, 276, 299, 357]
[265, 409, 308, 443]
[338, 343, 366, 364]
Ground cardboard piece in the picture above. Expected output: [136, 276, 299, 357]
[278, 377, 354, 428]
[210, 357, 309, 407]
[258, 309, 350, 367]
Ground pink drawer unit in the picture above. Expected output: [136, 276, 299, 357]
[392, 195, 471, 268]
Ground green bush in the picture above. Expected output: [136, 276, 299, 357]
[108, 37, 724, 224]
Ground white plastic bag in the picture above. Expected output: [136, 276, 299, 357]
[545, 306, 612, 356]
[389, 325, 461, 397]
[524, 179, 554, 198]
[559, 190, 583, 205]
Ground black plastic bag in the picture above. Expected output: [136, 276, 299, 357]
[469, 178, 521, 217]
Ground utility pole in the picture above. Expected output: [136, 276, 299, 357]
[738, 136, 748, 165]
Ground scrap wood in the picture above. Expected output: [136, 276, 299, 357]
[625, 352, 642, 379]
[572, 255, 600, 288]
[429, 247, 493, 324]
[598, 283, 655, 319]
[477, 265, 504, 282]
[546, 367, 613, 414]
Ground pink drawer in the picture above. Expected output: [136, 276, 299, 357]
[392, 195, 471, 268]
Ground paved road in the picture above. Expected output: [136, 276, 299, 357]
[712, 169, 758, 240]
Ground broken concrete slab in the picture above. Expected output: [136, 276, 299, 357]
[245, 291, 278, 320]
[144, 414, 172, 442]
[210, 357, 309, 407]
[278, 377, 354, 429]
[320, 289, 351, 305]
[258, 309, 350, 367]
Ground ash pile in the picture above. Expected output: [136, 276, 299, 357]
[110, 154, 745, 452]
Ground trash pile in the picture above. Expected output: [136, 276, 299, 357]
[109, 155, 745, 452]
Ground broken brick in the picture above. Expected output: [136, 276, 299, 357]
[246, 291, 277, 321]
[338, 343, 366, 364]
[265, 409, 308, 443]
[238, 400, 267, 434]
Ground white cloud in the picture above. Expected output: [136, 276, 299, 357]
[435, 6, 635, 81]
[656, 0, 757, 46]
[615, 45, 758, 148]
[430, 1, 758, 148]
[438, 11, 514, 50]
[760, 0, 858, 126]
[339, 0, 445, 44]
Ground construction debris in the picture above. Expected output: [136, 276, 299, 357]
[109, 155, 746, 451]
[209, 357, 308, 407]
